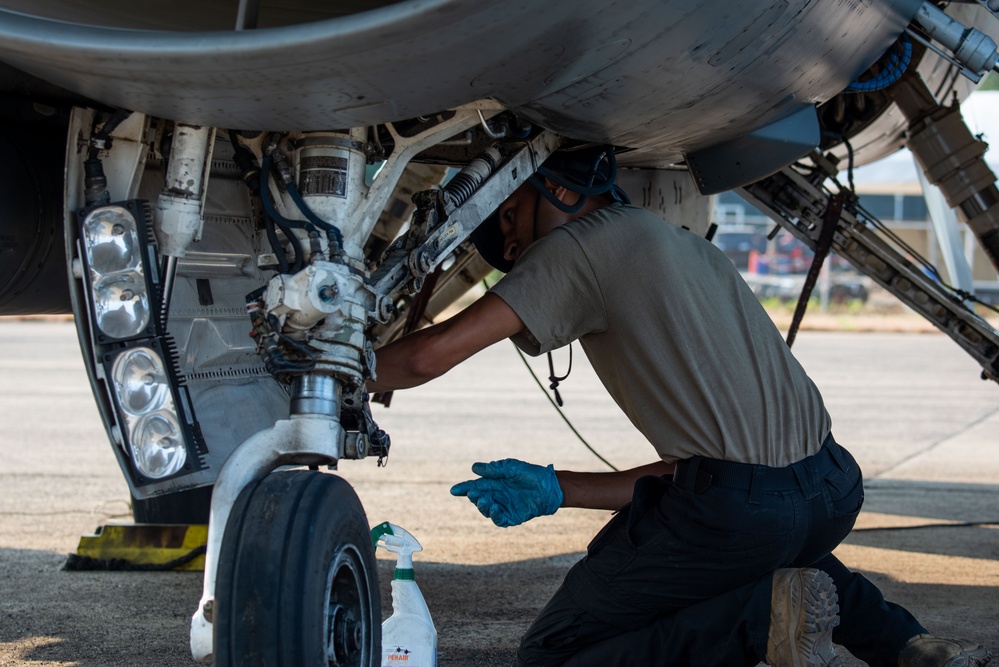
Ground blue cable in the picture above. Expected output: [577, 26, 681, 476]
[845, 35, 912, 93]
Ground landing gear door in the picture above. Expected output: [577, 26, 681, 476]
[617, 168, 712, 237]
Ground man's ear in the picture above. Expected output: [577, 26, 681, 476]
[542, 177, 572, 204]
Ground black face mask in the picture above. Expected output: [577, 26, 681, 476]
[470, 145, 630, 273]
[470, 208, 515, 273]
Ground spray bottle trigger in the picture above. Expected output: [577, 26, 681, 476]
[371, 521, 423, 573]
[370, 521, 394, 549]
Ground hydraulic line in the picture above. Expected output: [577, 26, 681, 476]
[83, 108, 133, 206]
[262, 214, 290, 274]
[265, 143, 345, 255]
[227, 134, 294, 273]
[246, 293, 317, 382]
[259, 154, 313, 271]
[285, 179, 345, 255]
[259, 155, 313, 232]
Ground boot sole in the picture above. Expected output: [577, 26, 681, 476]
[769, 568, 843, 667]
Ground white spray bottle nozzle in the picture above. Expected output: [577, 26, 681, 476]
[371, 521, 423, 574]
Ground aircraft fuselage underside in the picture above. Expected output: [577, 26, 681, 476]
[4, 1, 999, 664]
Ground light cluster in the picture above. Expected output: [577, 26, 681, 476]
[79, 202, 199, 481]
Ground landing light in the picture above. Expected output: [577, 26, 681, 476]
[92, 273, 150, 339]
[108, 344, 189, 479]
[78, 203, 158, 342]
[79, 201, 204, 486]
[132, 410, 187, 479]
[112, 346, 169, 416]
[82, 206, 139, 273]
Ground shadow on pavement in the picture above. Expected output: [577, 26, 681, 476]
[0, 547, 201, 667]
[2, 532, 994, 667]
[851, 479, 999, 560]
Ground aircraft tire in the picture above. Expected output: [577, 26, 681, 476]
[213, 470, 381, 666]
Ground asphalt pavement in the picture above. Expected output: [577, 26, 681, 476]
[0, 319, 996, 666]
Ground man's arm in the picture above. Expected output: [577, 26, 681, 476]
[556, 461, 676, 511]
[451, 459, 677, 526]
[369, 293, 525, 393]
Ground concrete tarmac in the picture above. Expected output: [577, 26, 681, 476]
[0, 320, 996, 666]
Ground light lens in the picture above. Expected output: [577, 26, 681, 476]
[83, 206, 140, 274]
[82, 205, 153, 340]
[131, 411, 187, 479]
[112, 347, 169, 416]
[92, 272, 150, 339]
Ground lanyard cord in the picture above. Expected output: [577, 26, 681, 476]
[520, 343, 618, 472]
[524, 191, 574, 410]
[546, 345, 572, 408]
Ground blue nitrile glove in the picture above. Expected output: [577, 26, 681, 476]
[450, 459, 564, 528]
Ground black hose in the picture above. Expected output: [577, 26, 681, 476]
[263, 213, 290, 273]
[259, 155, 312, 230]
[259, 154, 314, 272]
[228, 130, 261, 194]
[270, 215, 304, 273]
[87, 108, 133, 161]
[84, 108, 134, 206]
[285, 180, 345, 254]
[228, 133, 296, 272]
[261, 313, 317, 379]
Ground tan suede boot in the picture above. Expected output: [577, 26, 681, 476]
[766, 568, 843, 667]
[898, 634, 993, 666]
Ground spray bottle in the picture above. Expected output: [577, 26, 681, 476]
[371, 521, 437, 667]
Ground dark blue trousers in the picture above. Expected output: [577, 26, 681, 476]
[515, 436, 926, 666]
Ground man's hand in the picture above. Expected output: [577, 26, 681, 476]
[450, 459, 564, 527]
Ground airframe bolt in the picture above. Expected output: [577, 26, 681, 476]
[418, 249, 433, 273]
[203, 599, 214, 622]
[376, 296, 394, 323]
[318, 284, 339, 303]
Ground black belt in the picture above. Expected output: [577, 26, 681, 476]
[672, 434, 843, 498]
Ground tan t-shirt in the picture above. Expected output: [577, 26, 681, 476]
[489, 204, 831, 467]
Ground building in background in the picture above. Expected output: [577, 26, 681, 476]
[710, 90, 999, 306]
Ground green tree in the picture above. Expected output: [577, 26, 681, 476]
[980, 72, 999, 91]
